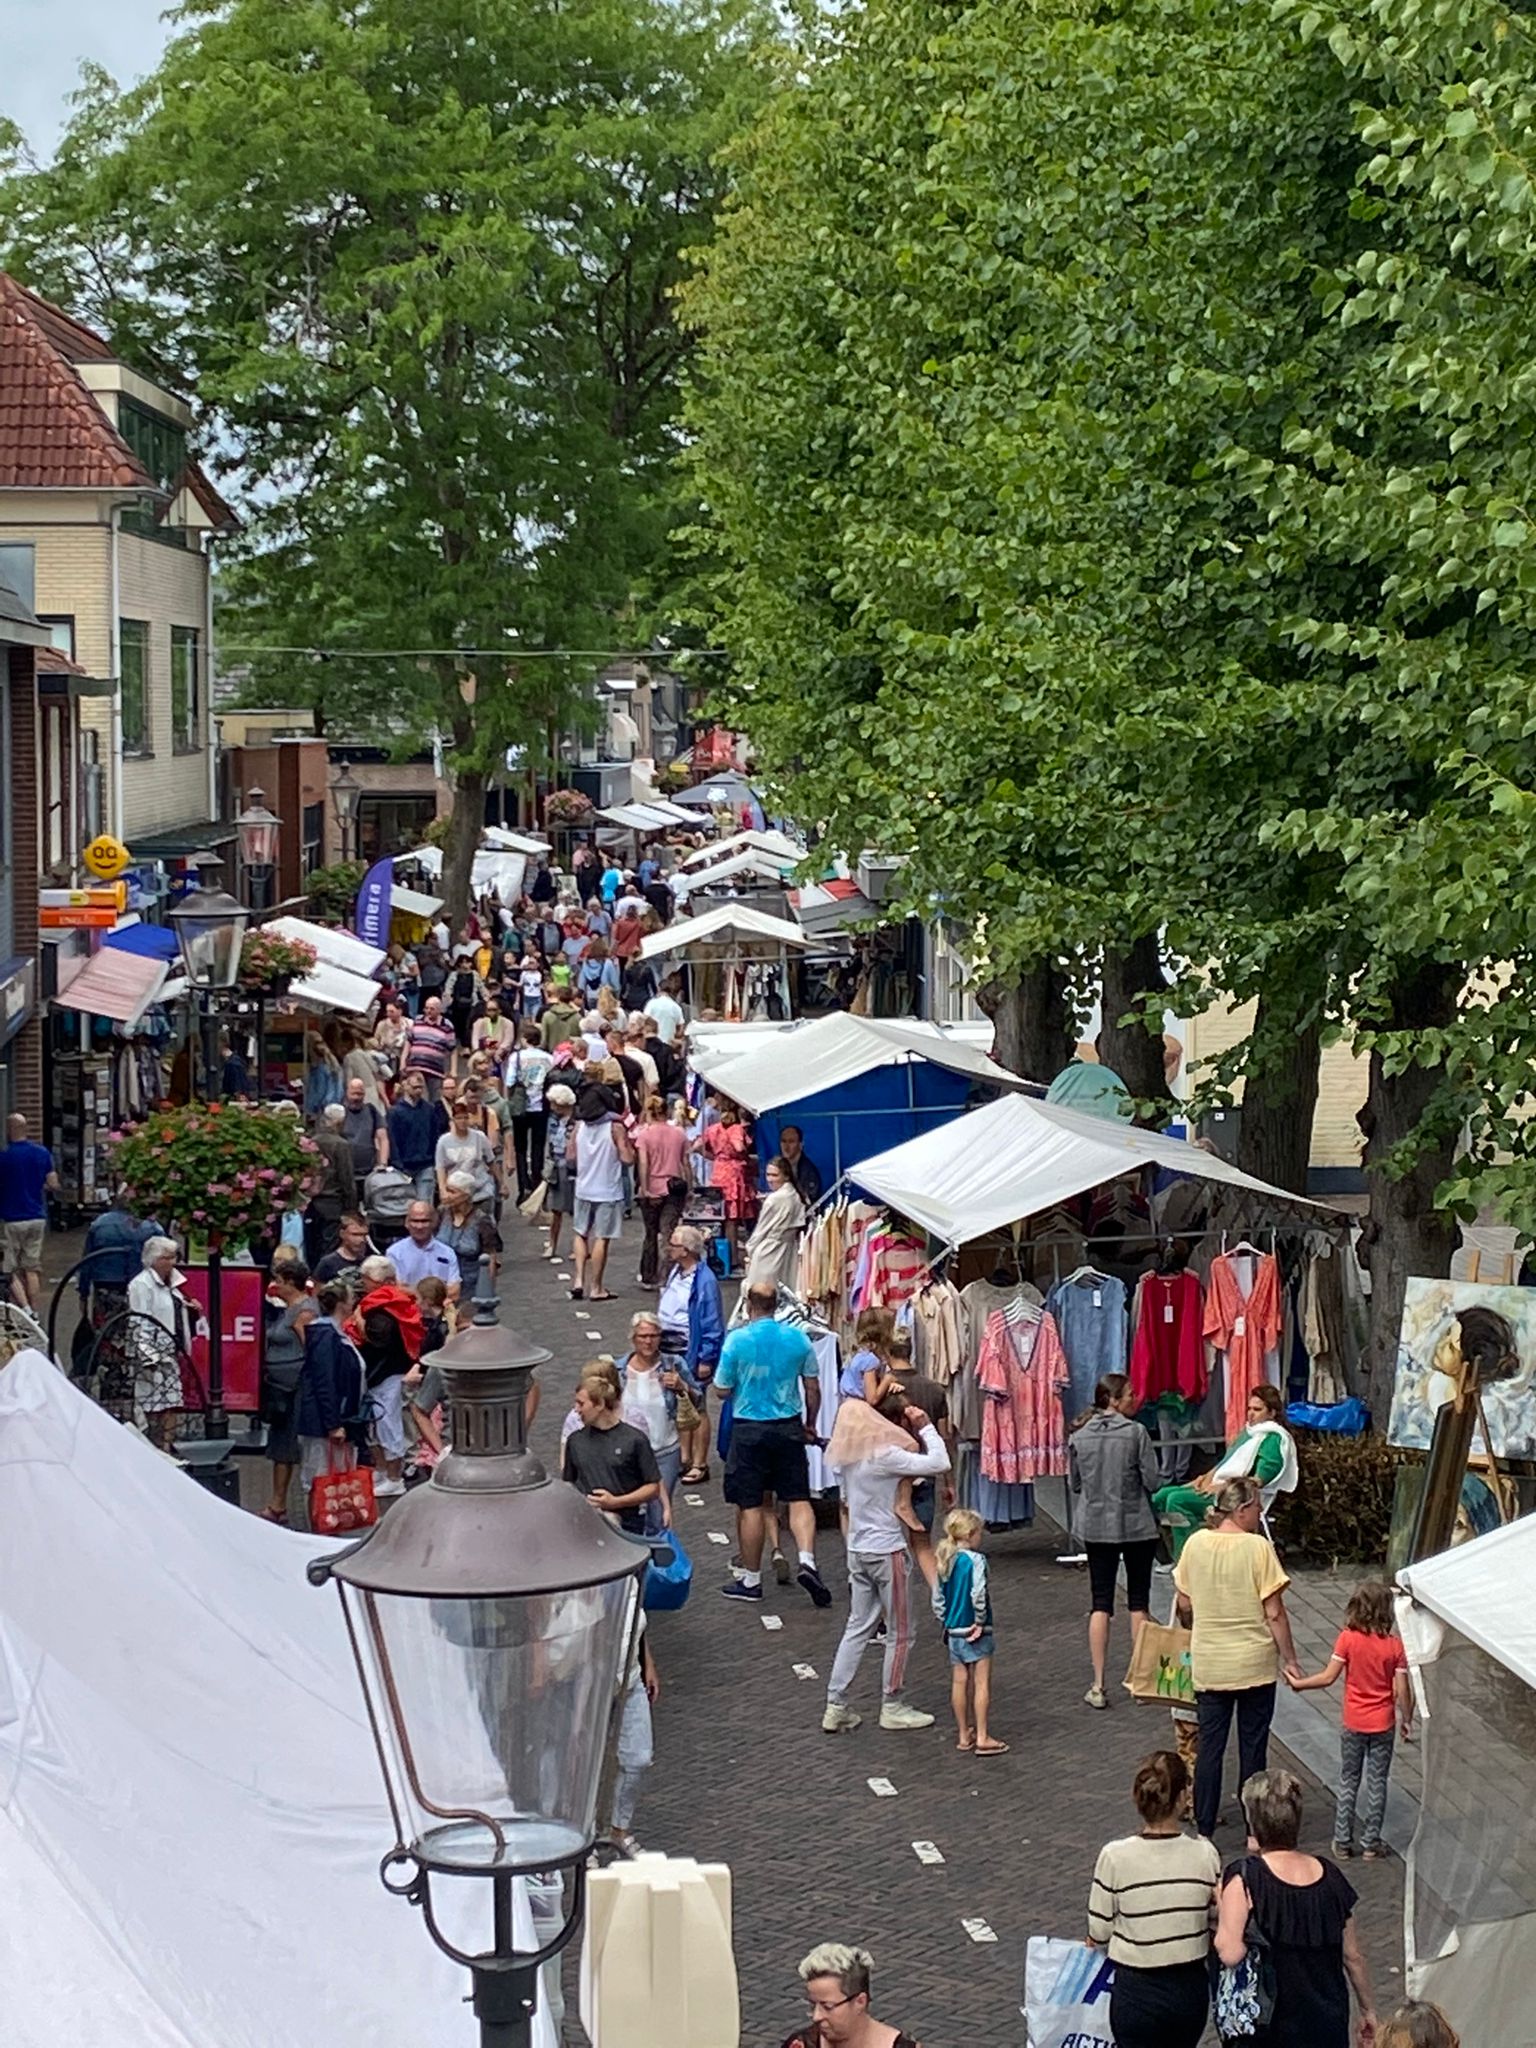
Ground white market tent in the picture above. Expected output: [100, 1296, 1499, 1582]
[671, 850, 798, 900]
[848, 1090, 1315, 1247]
[680, 828, 805, 871]
[596, 800, 696, 832]
[398, 845, 529, 903]
[686, 1016, 996, 1080]
[390, 882, 443, 921]
[481, 824, 550, 855]
[1395, 1518, 1536, 2040]
[639, 903, 813, 962]
[701, 1013, 1030, 1116]
[165, 916, 385, 1018]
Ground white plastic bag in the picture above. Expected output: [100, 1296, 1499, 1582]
[1023, 1936, 1116, 2048]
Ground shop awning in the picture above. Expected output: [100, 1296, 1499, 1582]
[681, 828, 804, 870]
[790, 878, 879, 935]
[54, 948, 168, 1028]
[101, 922, 180, 962]
[701, 1013, 1030, 1115]
[639, 903, 813, 962]
[390, 884, 442, 920]
[481, 826, 551, 855]
[672, 850, 798, 899]
[849, 1090, 1318, 1246]
[597, 801, 689, 832]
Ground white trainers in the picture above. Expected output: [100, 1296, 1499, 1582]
[879, 1701, 935, 1731]
[374, 1476, 406, 1498]
[821, 1702, 862, 1734]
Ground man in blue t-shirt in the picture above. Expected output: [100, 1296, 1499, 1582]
[714, 1282, 831, 1610]
[0, 1114, 59, 1310]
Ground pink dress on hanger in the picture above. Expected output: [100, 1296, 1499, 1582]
[1205, 1251, 1282, 1438]
[976, 1305, 1067, 1482]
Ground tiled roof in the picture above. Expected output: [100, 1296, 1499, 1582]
[174, 458, 240, 531]
[0, 274, 154, 492]
[35, 646, 88, 676]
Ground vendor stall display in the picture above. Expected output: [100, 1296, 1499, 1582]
[640, 903, 811, 1020]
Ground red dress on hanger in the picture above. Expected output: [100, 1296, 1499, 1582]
[1129, 1270, 1207, 1405]
[1205, 1250, 1282, 1438]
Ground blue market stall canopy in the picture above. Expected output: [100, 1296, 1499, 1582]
[101, 922, 180, 962]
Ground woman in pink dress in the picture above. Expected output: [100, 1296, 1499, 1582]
[695, 1101, 758, 1262]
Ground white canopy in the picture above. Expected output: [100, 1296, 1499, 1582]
[672, 850, 797, 899]
[264, 916, 386, 983]
[166, 917, 385, 1019]
[481, 825, 550, 854]
[701, 1013, 1027, 1115]
[639, 903, 813, 962]
[597, 801, 691, 832]
[680, 829, 805, 871]
[1398, 1512, 1536, 1691]
[397, 846, 528, 903]
[849, 1090, 1315, 1246]
[390, 883, 443, 920]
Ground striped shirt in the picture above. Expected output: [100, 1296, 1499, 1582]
[1087, 1831, 1220, 1968]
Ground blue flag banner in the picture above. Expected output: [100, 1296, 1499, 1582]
[354, 858, 394, 948]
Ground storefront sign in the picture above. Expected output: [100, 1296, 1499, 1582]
[40, 885, 128, 929]
[0, 958, 36, 1045]
[181, 1265, 265, 1414]
[82, 834, 133, 881]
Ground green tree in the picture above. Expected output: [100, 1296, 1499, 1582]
[3, 0, 772, 913]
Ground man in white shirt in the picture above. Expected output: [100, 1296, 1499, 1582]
[822, 1400, 950, 1734]
[571, 1112, 627, 1301]
[389, 1201, 462, 1300]
[643, 978, 685, 1049]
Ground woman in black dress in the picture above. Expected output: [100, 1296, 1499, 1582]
[1215, 1768, 1377, 2048]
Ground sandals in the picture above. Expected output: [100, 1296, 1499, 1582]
[974, 1739, 1010, 1756]
[568, 1286, 585, 1300]
[681, 1466, 710, 1485]
[260, 1505, 288, 1525]
[589, 1290, 616, 1302]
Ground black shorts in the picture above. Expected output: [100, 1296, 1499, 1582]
[1086, 1539, 1158, 1616]
[723, 1416, 810, 1508]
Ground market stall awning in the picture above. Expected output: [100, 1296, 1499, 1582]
[681, 828, 804, 870]
[481, 825, 550, 855]
[789, 877, 879, 935]
[54, 948, 168, 1028]
[701, 1013, 1030, 1115]
[101, 921, 180, 962]
[672, 850, 798, 899]
[639, 903, 813, 962]
[1398, 1513, 1536, 1690]
[390, 884, 442, 920]
[263, 916, 385, 982]
[669, 772, 761, 811]
[597, 802, 686, 832]
[848, 1090, 1317, 1246]
[394, 845, 528, 900]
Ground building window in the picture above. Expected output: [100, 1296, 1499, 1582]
[118, 400, 190, 546]
[120, 619, 151, 755]
[356, 794, 436, 864]
[0, 544, 36, 611]
[302, 800, 324, 877]
[172, 626, 200, 752]
[37, 615, 76, 659]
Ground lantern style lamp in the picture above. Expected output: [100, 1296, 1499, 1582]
[331, 760, 362, 859]
[169, 854, 250, 992]
[234, 786, 282, 908]
[309, 1271, 647, 2047]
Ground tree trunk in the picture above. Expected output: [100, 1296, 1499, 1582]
[441, 762, 487, 929]
[978, 960, 1076, 1085]
[1357, 962, 1462, 1418]
[1098, 934, 1168, 1119]
[1236, 976, 1324, 1196]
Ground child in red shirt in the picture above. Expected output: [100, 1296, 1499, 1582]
[1289, 1579, 1412, 1859]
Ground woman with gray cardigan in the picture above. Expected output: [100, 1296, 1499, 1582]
[1069, 1372, 1162, 1710]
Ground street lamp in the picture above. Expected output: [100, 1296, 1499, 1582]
[234, 786, 282, 912]
[310, 1275, 647, 2048]
[331, 760, 362, 861]
[169, 856, 249, 1443]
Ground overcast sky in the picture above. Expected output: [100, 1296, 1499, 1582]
[7, 0, 174, 157]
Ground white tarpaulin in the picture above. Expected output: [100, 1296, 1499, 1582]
[849, 1090, 1316, 1246]
[391, 883, 444, 920]
[686, 1017, 996, 1080]
[1395, 1517, 1536, 2038]
[162, 917, 386, 1018]
[0, 1351, 553, 2048]
[679, 829, 804, 871]
[700, 1013, 1029, 1116]
[671, 851, 797, 900]
[639, 903, 812, 962]
[264, 915, 387, 982]
[397, 846, 531, 899]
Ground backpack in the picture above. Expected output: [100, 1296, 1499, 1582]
[451, 967, 477, 1006]
[505, 1050, 529, 1119]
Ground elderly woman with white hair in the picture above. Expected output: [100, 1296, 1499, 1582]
[783, 1942, 921, 2048]
[659, 1223, 724, 1485]
[439, 1170, 502, 1294]
[126, 1235, 203, 1449]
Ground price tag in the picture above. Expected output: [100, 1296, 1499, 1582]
[961, 1916, 998, 1943]
[760, 1614, 783, 1631]
[706, 1531, 729, 1545]
[1163, 1303, 1174, 1324]
[1233, 1314, 1246, 1337]
[1092, 1289, 1102, 1308]
[912, 1840, 946, 1865]
[792, 1662, 818, 1680]
[867, 1777, 898, 1797]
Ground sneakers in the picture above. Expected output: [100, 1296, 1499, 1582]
[1084, 1685, 1109, 1710]
[798, 1561, 833, 1608]
[821, 1702, 862, 1734]
[719, 1579, 762, 1603]
[772, 1549, 791, 1584]
[374, 1476, 406, 1498]
[879, 1701, 935, 1731]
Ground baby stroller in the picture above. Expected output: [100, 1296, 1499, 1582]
[682, 1185, 728, 1277]
[364, 1165, 415, 1250]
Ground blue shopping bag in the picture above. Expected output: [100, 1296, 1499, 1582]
[641, 1528, 693, 1612]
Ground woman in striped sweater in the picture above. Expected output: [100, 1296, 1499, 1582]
[1087, 1750, 1220, 2048]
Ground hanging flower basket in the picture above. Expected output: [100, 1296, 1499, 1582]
[543, 787, 594, 827]
[109, 1105, 320, 1247]
[237, 929, 318, 993]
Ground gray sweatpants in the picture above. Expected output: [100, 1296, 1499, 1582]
[1337, 1727, 1394, 1851]
[826, 1549, 914, 1707]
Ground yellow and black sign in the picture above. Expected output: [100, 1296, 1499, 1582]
[82, 833, 133, 881]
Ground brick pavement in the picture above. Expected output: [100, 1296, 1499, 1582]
[36, 1213, 1410, 2045]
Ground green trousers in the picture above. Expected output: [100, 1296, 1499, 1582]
[1153, 1483, 1211, 1562]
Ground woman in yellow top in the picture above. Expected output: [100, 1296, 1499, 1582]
[1173, 1474, 1300, 1839]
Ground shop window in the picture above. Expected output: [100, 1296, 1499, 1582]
[119, 619, 151, 755]
[172, 626, 200, 752]
[302, 800, 324, 876]
[356, 794, 437, 863]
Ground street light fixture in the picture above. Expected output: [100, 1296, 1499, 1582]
[310, 1273, 647, 2048]
[234, 786, 282, 911]
[331, 759, 362, 861]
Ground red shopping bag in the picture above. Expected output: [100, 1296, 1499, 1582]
[308, 1444, 377, 1535]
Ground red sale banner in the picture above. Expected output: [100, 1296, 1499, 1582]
[182, 1265, 266, 1413]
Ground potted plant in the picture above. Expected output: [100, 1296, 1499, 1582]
[237, 928, 319, 996]
[110, 1104, 320, 1251]
[543, 787, 594, 828]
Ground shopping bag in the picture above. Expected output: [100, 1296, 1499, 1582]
[308, 1444, 378, 1535]
[1023, 1936, 1115, 2048]
[519, 1180, 548, 1222]
[1123, 1619, 1195, 1705]
[641, 1528, 693, 1612]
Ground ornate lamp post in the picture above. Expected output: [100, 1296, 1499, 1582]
[234, 786, 282, 912]
[310, 1275, 647, 2048]
[169, 856, 249, 1437]
[331, 760, 363, 862]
